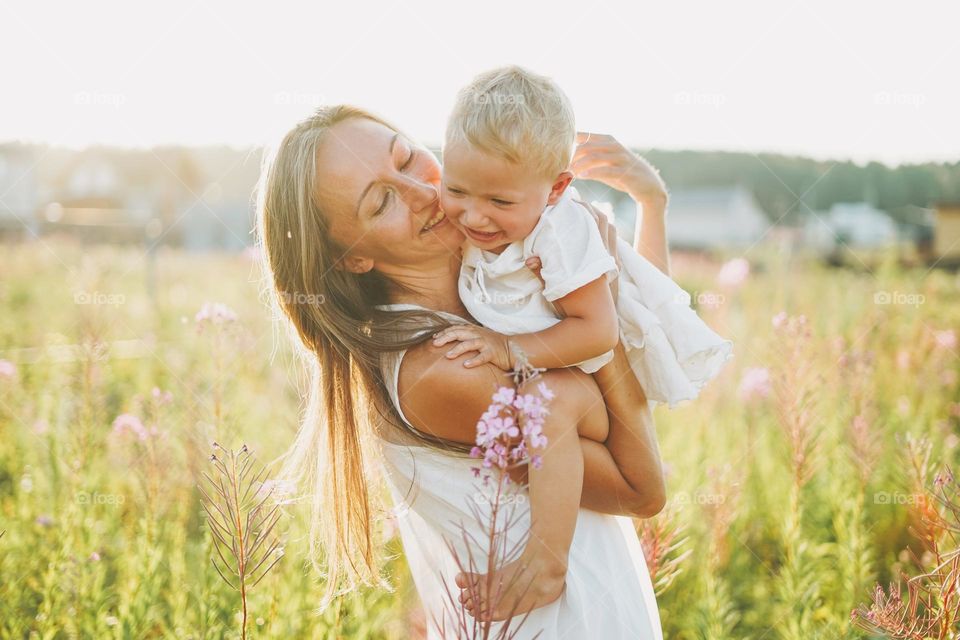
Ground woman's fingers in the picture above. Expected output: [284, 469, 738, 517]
[525, 257, 544, 284]
[575, 131, 615, 147]
[571, 152, 624, 175]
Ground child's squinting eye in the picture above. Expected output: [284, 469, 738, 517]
[446, 186, 464, 195]
[492, 198, 514, 206]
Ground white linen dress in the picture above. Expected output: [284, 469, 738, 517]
[375, 303, 664, 640]
[459, 187, 733, 408]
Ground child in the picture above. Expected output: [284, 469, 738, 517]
[433, 66, 733, 618]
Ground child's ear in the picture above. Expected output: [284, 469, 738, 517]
[546, 171, 575, 206]
[335, 254, 375, 274]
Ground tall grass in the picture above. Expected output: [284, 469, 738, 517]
[0, 239, 957, 638]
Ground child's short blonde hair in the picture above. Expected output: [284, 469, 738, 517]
[445, 65, 576, 180]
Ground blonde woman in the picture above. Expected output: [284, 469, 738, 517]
[257, 105, 669, 639]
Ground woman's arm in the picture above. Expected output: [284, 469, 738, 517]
[591, 343, 666, 516]
[397, 339, 656, 517]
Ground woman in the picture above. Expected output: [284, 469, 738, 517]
[257, 105, 671, 639]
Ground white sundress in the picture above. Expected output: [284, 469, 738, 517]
[460, 186, 733, 409]
[375, 302, 663, 640]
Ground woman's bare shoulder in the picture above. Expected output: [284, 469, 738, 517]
[396, 340, 604, 445]
[396, 340, 509, 445]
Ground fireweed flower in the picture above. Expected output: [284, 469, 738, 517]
[112, 413, 148, 441]
[151, 386, 173, 405]
[933, 329, 957, 351]
[738, 367, 772, 403]
[0, 359, 16, 380]
[469, 350, 552, 480]
[194, 302, 238, 334]
[717, 257, 750, 288]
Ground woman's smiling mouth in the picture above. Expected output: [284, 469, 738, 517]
[420, 210, 447, 233]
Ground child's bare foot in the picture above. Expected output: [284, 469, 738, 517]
[455, 553, 567, 621]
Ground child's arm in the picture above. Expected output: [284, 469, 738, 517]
[510, 275, 619, 369]
[432, 275, 619, 371]
[457, 377, 583, 621]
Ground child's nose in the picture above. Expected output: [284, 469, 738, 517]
[461, 206, 488, 227]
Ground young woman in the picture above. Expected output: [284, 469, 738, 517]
[257, 105, 670, 639]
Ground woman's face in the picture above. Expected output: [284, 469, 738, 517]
[314, 118, 464, 274]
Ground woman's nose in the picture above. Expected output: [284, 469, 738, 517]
[398, 175, 439, 213]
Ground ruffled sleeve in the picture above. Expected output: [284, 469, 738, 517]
[613, 237, 734, 408]
[527, 190, 619, 302]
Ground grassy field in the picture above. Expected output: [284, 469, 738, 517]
[0, 237, 958, 639]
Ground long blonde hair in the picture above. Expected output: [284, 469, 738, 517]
[255, 105, 469, 609]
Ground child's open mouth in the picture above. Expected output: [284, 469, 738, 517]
[464, 227, 502, 243]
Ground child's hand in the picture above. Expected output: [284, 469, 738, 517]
[456, 551, 566, 622]
[432, 325, 513, 370]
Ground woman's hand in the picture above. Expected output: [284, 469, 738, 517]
[572, 132, 671, 276]
[572, 132, 668, 206]
[432, 325, 513, 370]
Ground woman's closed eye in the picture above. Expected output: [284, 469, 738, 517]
[373, 148, 418, 216]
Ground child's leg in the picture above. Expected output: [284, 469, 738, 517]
[457, 382, 582, 621]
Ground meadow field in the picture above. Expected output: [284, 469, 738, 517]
[0, 237, 958, 639]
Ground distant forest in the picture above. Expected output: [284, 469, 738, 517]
[2, 142, 958, 228]
[644, 149, 960, 225]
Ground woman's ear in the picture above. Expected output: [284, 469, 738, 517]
[546, 170, 575, 206]
[336, 255, 375, 274]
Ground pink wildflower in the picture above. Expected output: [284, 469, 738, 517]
[738, 367, 772, 403]
[717, 257, 750, 288]
[195, 302, 238, 333]
[112, 413, 148, 441]
[0, 359, 16, 380]
[933, 329, 957, 351]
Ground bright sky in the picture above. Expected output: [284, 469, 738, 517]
[2, 0, 957, 165]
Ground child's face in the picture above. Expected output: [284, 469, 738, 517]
[441, 142, 569, 253]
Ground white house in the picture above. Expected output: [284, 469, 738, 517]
[803, 202, 898, 252]
[0, 146, 39, 237]
[575, 183, 770, 251]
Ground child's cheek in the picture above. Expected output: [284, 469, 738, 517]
[440, 193, 458, 219]
[441, 199, 468, 233]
